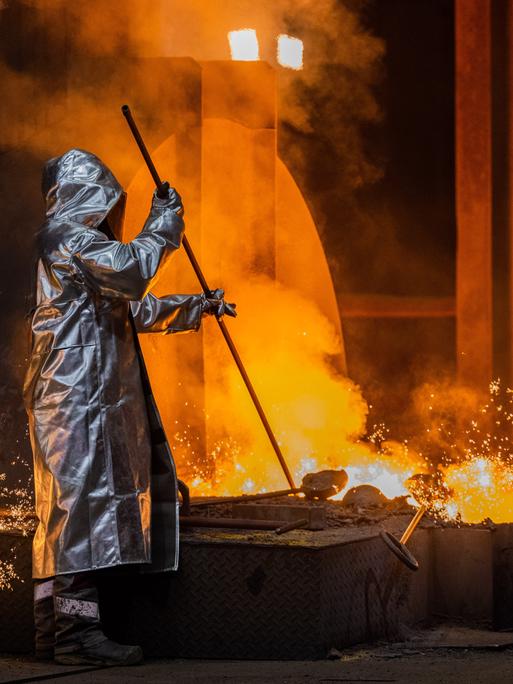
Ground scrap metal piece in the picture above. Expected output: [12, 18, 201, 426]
[342, 484, 388, 507]
[301, 469, 348, 500]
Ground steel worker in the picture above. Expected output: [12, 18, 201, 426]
[24, 148, 235, 666]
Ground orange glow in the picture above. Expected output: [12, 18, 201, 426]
[277, 34, 304, 70]
[405, 380, 513, 523]
[0, 468, 32, 589]
[123, 123, 425, 503]
[121, 75, 513, 523]
[188, 277, 427, 498]
[228, 29, 259, 61]
[442, 457, 513, 523]
[121, 126, 436, 509]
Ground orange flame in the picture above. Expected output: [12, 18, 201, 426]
[442, 457, 513, 523]
[122, 114, 513, 525]
[405, 380, 513, 523]
[175, 278, 425, 501]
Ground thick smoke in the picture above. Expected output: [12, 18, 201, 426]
[1, 1, 416, 503]
[1, 0, 384, 160]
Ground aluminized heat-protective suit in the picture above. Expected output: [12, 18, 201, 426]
[24, 148, 203, 580]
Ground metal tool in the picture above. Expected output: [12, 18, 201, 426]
[190, 469, 348, 508]
[121, 104, 296, 490]
[380, 504, 427, 571]
[190, 489, 301, 507]
[275, 518, 309, 535]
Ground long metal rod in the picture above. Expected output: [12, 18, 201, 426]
[275, 518, 309, 535]
[400, 504, 427, 545]
[121, 104, 296, 489]
[191, 488, 300, 507]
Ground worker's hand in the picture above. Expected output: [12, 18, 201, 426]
[153, 182, 184, 216]
[201, 289, 237, 318]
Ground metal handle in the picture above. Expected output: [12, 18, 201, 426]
[400, 504, 427, 545]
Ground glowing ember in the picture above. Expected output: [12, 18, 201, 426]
[341, 440, 425, 501]
[407, 380, 513, 523]
[0, 472, 34, 537]
[0, 557, 20, 592]
[177, 360, 513, 524]
[440, 457, 513, 523]
[0, 464, 33, 591]
[228, 29, 260, 61]
[277, 34, 304, 70]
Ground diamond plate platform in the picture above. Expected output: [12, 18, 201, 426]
[0, 526, 429, 659]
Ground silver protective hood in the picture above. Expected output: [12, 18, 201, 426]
[42, 148, 123, 228]
[25, 149, 204, 579]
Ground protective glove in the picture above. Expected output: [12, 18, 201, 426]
[201, 288, 237, 318]
[153, 181, 184, 215]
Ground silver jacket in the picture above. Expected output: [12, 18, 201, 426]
[24, 148, 203, 579]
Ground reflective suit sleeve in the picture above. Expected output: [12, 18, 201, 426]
[130, 292, 204, 334]
[69, 196, 184, 301]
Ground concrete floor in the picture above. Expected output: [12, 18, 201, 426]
[2, 643, 513, 684]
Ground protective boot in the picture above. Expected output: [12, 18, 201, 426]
[34, 578, 56, 660]
[53, 572, 143, 666]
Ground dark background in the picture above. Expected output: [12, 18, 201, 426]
[280, 0, 455, 433]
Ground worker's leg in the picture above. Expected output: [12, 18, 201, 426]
[33, 577, 56, 660]
[53, 571, 142, 666]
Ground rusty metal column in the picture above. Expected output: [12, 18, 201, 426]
[508, 0, 513, 382]
[455, 0, 493, 387]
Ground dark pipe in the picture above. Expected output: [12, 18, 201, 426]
[121, 105, 169, 199]
[177, 479, 191, 516]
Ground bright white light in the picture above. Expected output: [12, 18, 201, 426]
[277, 34, 303, 70]
[228, 29, 260, 61]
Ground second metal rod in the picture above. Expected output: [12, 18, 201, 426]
[121, 104, 296, 490]
[400, 504, 427, 545]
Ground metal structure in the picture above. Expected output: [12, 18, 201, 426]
[4, 521, 513, 658]
[0, 527, 426, 659]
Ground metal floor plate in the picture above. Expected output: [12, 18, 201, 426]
[0, 527, 427, 659]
